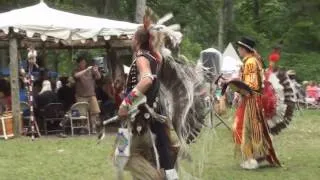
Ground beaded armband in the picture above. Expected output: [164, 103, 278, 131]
[120, 88, 144, 110]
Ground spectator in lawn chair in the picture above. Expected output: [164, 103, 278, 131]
[33, 68, 48, 94]
[0, 78, 11, 112]
[306, 81, 318, 99]
[73, 54, 101, 134]
[34, 75, 59, 130]
[35, 78, 58, 111]
[34, 71, 56, 106]
[96, 76, 117, 121]
[317, 83, 320, 103]
[113, 78, 125, 109]
[57, 76, 75, 112]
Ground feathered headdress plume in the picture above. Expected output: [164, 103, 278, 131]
[143, 7, 157, 30]
[140, 7, 183, 58]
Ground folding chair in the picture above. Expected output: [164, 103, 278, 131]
[67, 102, 90, 136]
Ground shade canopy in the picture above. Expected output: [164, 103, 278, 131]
[0, 1, 139, 41]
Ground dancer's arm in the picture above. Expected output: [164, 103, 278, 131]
[118, 56, 153, 117]
[134, 56, 153, 93]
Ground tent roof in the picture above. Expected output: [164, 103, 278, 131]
[0, 1, 139, 41]
[201, 48, 221, 54]
[221, 43, 242, 73]
[222, 43, 241, 63]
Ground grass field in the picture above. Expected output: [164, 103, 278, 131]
[1, 110, 320, 180]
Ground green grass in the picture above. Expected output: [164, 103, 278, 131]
[1, 110, 320, 180]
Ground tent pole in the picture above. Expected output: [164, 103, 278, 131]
[41, 42, 47, 69]
[9, 31, 21, 137]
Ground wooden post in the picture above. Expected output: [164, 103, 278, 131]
[9, 33, 21, 136]
[108, 48, 125, 84]
[105, 44, 112, 77]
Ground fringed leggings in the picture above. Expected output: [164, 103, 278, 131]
[233, 95, 281, 166]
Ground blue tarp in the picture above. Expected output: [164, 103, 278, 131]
[0, 67, 9, 76]
[20, 89, 28, 102]
[0, 67, 58, 79]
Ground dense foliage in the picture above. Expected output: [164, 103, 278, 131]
[0, 0, 319, 81]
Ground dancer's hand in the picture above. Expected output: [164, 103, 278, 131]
[92, 66, 99, 72]
[233, 92, 241, 107]
[118, 106, 128, 119]
[86, 66, 93, 71]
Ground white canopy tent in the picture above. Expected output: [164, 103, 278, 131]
[123, 65, 130, 74]
[0, 1, 141, 135]
[221, 43, 242, 75]
[0, 1, 139, 42]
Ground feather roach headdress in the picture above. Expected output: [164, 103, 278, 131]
[140, 7, 182, 58]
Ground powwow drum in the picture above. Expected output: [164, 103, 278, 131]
[0, 112, 14, 140]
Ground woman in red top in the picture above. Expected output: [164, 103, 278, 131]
[306, 82, 318, 99]
[0, 78, 11, 111]
[113, 79, 124, 109]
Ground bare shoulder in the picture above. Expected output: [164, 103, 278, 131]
[136, 55, 150, 65]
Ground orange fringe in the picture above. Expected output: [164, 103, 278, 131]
[234, 95, 276, 162]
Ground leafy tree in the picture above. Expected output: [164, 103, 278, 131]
[0, 0, 319, 81]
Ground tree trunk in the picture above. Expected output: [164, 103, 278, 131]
[135, 0, 146, 23]
[224, 0, 234, 44]
[218, 0, 233, 51]
[98, 0, 120, 18]
[218, 4, 224, 51]
[103, 0, 109, 16]
[253, 0, 260, 26]
[9, 35, 21, 136]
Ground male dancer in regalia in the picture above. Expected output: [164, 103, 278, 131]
[117, 11, 178, 180]
[233, 37, 281, 169]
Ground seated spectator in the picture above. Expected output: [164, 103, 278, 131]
[34, 72, 58, 115]
[96, 77, 116, 119]
[306, 81, 318, 99]
[317, 83, 320, 102]
[57, 76, 75, 112]
[55, 79, 62, 92]
[35, 80, 58, 108]
[113, 79, 125, 109]
[19, 77, 28, 102]
[35, 78, 59, 130]
[0, 78, 11, 111]
[96, 77, 111, 105]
